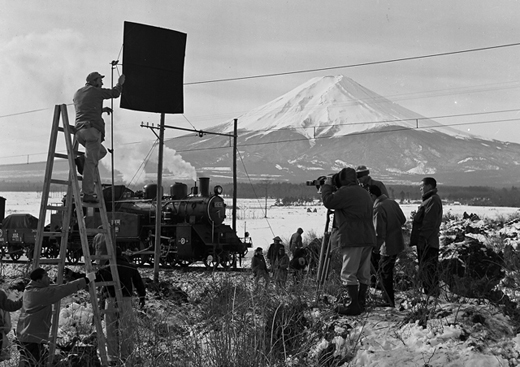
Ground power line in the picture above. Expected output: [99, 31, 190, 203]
[1, 110, 519, 163]
[184, 42, 520, 85]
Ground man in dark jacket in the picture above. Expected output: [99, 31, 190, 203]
[410, 177, 443, 297]
[355, 165, 389, 197]
[369, 185, 406, 307]
[266, 236, 283, 268]
[251, 247, 270, 290]
[73, 71, 125, 203]
[17, 268, 88, 366]
[321, 167, 376, 315]
[289, 228, 304, 257]
[94, 248, 146, 365]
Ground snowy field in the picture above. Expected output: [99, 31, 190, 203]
[2, 191, 520, 366]
[1, 191, 520, 254]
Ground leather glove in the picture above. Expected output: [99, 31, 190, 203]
[139, 298, 145, 308]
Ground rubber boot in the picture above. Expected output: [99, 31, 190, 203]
[336, 285, 362, 316]
[358, 283, 369, 312]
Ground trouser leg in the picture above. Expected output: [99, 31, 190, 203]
[76, 127, 107, 195]
[379, 254, 397, 305]
[417, 246, 439, 296]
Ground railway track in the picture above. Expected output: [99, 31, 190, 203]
[0, 257, 250, 273]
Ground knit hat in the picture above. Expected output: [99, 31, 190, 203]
[273, 236, 282, 242]
[368, 185, 382, 197]
[255, 247, 263, 252]
[30, 267, 46, 281]
[338, 167, 357, 185]
[356, 165, 370, 178]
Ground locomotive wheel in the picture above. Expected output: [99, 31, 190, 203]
[10, 252, 21, 262]
[203, 254, 219, 269]
[220, 254, 233, 269]
[67, 249, 81, 264]
[177, 260, 192, 267]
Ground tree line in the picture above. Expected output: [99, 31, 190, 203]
[2, 180, 520, 207]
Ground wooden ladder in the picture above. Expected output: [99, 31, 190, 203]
[33, 104, 124, 367]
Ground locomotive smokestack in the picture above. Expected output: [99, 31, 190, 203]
[199, 177, 210, 197]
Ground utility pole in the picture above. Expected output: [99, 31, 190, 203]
[264, 181, 268, 218]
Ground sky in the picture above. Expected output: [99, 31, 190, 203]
[2, 0, 520, 168]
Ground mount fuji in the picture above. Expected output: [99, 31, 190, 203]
[166, 75, 520, 187]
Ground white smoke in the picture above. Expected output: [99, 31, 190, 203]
[106, 141, 196, 185]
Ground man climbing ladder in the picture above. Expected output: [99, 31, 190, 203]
[73, 71, 125, 203]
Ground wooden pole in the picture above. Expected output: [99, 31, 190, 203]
[232, 118, 237, 232]
[154, 113, 165, 283]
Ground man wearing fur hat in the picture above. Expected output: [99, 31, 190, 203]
[355, 165, 389, 197]
[321, 167, 376, 316]
[410, 177, 443, 297]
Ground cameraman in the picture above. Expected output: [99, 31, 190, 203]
[321, 167, 376, 316]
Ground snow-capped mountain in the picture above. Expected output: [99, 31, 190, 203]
[3, 75, 520, 187]
[216, 75, 471, 140]
[166, 75, 520, 186]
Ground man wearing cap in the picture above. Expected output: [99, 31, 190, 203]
[251, 247, 270, 290]
[321, 167, 376, 316]
[355, 165, 389, 198]
[73, 71, 125, 203]
[410, 177, 443, 297]
[368, 185, 406, 307]
[267, 236, 284, 268]
[289, 228, 304, 258]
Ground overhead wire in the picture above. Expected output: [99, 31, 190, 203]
[184, 42, 520, 85]
[1, 41, 520, 163]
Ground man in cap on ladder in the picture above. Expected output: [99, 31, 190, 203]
[73, 71, 125, 203]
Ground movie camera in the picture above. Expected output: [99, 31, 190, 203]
[306, 172, 342, 191]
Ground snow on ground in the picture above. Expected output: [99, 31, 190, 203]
[1, 192, 520, 366]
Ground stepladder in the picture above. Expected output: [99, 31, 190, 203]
[33, 104, 124, 366]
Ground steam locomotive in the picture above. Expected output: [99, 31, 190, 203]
[0, 177, 252, 268]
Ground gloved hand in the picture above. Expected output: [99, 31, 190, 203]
[139, 298, 145, 308]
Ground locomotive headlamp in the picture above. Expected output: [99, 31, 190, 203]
[214, 185, 223, 195]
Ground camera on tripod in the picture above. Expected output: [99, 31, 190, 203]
[306, 172, 342, 190]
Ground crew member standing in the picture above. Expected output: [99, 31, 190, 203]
[368, 185, 406, 307]
[73, 72, 125, 203]
[321, 167, 376, 316]
[410, 177, 443, 297]
[289, 228, 304, 257]
[94, 248, 146, 366]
